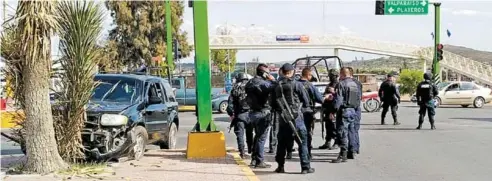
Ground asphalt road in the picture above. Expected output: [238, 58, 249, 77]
[2, 103, 492, 180]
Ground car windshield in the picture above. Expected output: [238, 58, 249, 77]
[91, 77, 143, 104]
[437, 82, 451, 90]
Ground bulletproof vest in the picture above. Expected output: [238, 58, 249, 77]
[245, 77, 270, 111]
[418, 81, 434, 101]
[301, 81, 315, 108]
[341, 78, 361, 108]
[232, 81, 249, 111]
[323, 82, 338, 112]
[275, 79, 301, 116]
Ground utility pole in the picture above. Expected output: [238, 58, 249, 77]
[165, 0, 173, 82]
[432, 2, 441, 83]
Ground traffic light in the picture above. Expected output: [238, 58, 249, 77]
[375, 0, 385, 15]
[172, 39, 182, 60]
[436, 44, 444, 61]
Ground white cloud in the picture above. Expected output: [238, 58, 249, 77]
[339, 25, 354, 35]
[452, 10, 478, 16]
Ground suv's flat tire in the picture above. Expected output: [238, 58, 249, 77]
[129, 126, 148, 161]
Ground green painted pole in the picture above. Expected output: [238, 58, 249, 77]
[166, 0, 173, 81]
[192, 0, 215, 132]
[432, 3, 441, 83]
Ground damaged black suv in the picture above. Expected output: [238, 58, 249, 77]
[84, 74, 179, 161]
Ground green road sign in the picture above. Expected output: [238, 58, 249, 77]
[384, 0, 429, 15]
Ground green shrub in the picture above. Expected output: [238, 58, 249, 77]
[397, 69, 424, 95]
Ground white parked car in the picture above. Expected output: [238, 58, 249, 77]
[411, 81, 492, 108]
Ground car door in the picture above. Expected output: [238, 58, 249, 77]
[144, 80, 169, 137]
[441, 83, 461, 104]
[459, 82, 478, 104]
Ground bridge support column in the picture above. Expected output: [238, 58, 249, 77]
[457, 74, 462, 82]
[334, 48, 340, 70]
[186, 0, 226, 159]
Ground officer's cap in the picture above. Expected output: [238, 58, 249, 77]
[281, 63, 295, 71]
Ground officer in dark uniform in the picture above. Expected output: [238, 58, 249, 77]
[348, 67, 362, 156]
[378, 73, 401, 125]
[269, 68, 284, 154]
[298, 67, 326, 158]
[245, 64, 275, 168]
[319, 69, 340, 150]
[273, 63, 315, 174]
[416, 72, 439, 130]
[227, 73, 254, 159]
[331, 67, 362, 163]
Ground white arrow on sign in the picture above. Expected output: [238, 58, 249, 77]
[421, 0, 427, 6]
[388, 7, 395, 14]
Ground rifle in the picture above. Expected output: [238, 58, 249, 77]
[228, 116, 236, 133]
[277, 82, 303, 145]
[320, 108, 325, 140]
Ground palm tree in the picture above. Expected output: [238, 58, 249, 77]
[54, 1, 104, 162]
[14, 1, 67, 172]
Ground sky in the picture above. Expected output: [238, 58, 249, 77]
[2, 0, 492, 64]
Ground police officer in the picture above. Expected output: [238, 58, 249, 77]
[298, 67, 326, 158]
[246, 64, 275, 168]
[416, 72, 438, 130]
[331, 67, 362, 163]
[319, 69, 340, 150]
[378, 73, 401, 125]
[273, 63, 315, 174]
[348, 67, 362, 156]
[268, 69, 283, 154]
[227, 73, 254, 159]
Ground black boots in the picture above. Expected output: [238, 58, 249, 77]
[331, 151, 348, 163]
[286, 152, 293, 159]
[274, 166, 285, 173]
[416, 123, 436, 130]
[381, 118, 385, 125]
[275, 166, 315, 174]
[347, 151, 356, 159]
[301, 168, 315, 174]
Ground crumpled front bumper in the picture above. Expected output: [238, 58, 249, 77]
[83, 130, 136, 161]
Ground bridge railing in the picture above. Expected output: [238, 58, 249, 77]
[417, 47, 492, 85]
[210, 35, 422, 56]
[210, 35, 492, 85]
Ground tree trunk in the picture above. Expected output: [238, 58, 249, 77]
[23, 59, 67, 173]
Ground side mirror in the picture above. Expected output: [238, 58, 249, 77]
[148, 96, 162, 105]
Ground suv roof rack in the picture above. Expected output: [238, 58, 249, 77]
[99, 66, 164, 77]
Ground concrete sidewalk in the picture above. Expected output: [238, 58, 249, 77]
[1, 150, 258, 181]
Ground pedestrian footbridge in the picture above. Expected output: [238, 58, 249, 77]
[208, 35, 492, 86]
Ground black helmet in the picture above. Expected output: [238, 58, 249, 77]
[423, 72, 432, 80]
[328, 69, 339, 77]
[236, 73, 249, 81]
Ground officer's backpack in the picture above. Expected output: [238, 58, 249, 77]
[232, 81, 249, 109]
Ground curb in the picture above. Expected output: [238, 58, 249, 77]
[230, 152, 259, 181]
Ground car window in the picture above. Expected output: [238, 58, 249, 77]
[460, 82, 476, 91]
[171, 79, 181, 89]
[92, 78, 142, 104]
[162, 81, 176, 102]
[155, 82, 166, 103]
[446, 83, 459, 91]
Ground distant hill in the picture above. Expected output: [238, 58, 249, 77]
[345, 45, 492, 71]
[444, 45, 492, 65]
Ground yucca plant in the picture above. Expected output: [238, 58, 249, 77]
[13, 0, 68, 173]
[54, 1, 104, 162]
